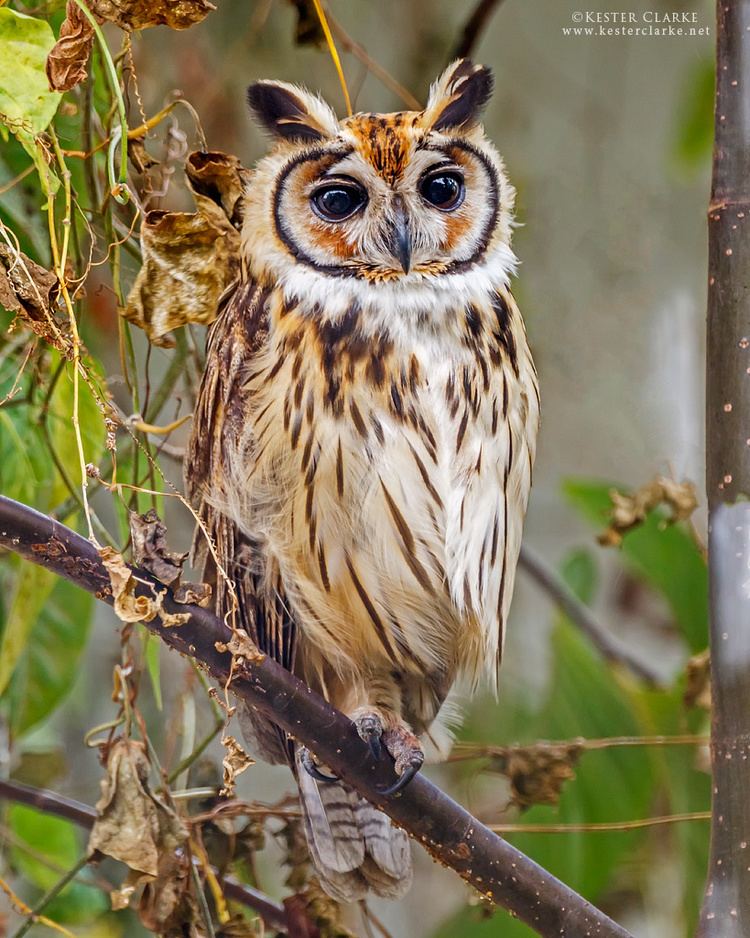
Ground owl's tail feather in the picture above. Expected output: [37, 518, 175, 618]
[295, 748, 412, 902]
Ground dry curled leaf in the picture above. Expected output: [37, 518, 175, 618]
[99, 546, 160, 623]
[173, 580, 212, 606]
[130, 508, 187, 587]
[0, 245, 66, 351]
[186, 150, 250, 229]
[598, 476, 699, 547]
[684, 648, 711, 711]
[491, 741, 584, 810]
[285, 878, 355, 938]
[123, 150, 247, 346]
[124, 209, 238, 347]
[221, 735, 253, 797]
[215, 628, 263, 664]
[89, 0, 216, 30]
[88, 738, 188, 877]
[46, 0, 94, 92]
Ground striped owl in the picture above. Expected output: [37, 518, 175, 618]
[186, 59, 539, 902]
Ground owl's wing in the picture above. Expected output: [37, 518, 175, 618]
[185, 277, 297, 759]
[448, 291, 540, 687]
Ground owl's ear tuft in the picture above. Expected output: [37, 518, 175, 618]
[422, 59, 494, 133]
[247, 80, 339, 143]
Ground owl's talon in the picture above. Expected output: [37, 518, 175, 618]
[379, 761, 422, 797]
[300, 747, 338, 783]
[354, 712, 384, 762]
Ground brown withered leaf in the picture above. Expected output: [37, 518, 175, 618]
[128, 138, 159, 174]
[124, 208, 239, 347]
[46, 1, 94, 92]
[130, 508, 187, 587]
[492, 741, 584, 810]
[88, 738, 188, 877]
[99, 546, 160, 623]
[221, 735, 253, 797]
[0, 245, 65, 349]
[215, 628, 263, 664]
[186, 150, 249, 229]
[89, 0, 215, 30]
[598, 476, 699, 548]
[123, 149, 246, 346]
[173, 581, 212, 606]
[684, 648, 711, 711]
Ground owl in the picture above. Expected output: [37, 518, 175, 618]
[186, 59, 539, 902]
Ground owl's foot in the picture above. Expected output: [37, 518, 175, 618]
[380, 723, 424, 796]
[354, 711, 383, 760]
[353, 710, 424, 796]
[299, 746, 338, 783]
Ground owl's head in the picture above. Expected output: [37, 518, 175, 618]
[242, 60, 516, 309]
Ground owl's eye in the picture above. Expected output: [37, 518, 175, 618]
[419, 171, 465, 211]
[311, 183, 367, 222]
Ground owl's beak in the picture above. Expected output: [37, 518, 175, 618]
[390, 195, 411, 273]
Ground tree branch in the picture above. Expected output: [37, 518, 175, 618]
[450, 0, 507, 61]
[0, 495, 632, 938]
[699, 2, 750, 933]
[518, 544, 662, 685]
[0, 778, 290, 934]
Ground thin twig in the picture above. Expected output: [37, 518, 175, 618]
[518, 543, 662, 685]
[327, 12, 421, 109]
[11, 854, 89, 938]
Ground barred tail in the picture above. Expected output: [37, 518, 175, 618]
[295, 748, 412, 901]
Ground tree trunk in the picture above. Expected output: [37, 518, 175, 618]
[698, 1, 750, 934]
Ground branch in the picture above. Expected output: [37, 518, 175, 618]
[518, 544, 662, 685]
[450, 0, 507, 61]
[0, 778, 290, 935]
[0, 495, 633, 938]
[699, 2, 750, 933]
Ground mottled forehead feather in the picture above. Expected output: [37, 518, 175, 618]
[343, 111, 422, 183]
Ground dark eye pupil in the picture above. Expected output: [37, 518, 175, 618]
[322, 189, 352, 215]
[421, 173, 463, 208]
[312, 185, 364, 220]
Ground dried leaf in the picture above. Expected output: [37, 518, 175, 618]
[491, 742, 584, 810]
[45, 1, 94, 93]
[88, 738, 188, 877]
[128, 137, 159, 173]
[123, 149, 247, 346]
[174, 581, 212, 606]
[88, 0, 216, 30]
[0, 244, 65, 350]
[215, 628, 263, 664]
[684, 648, 711, 711]
[99, 546, 160, 623]
[598, 476, 699, 547]
[130, 508, 187, 587]
[186, 150, 250, 229]
[124, 208, 239, 346]
[221, 735, 253, 797]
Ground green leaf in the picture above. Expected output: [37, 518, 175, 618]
[0, 9, 61, 136]
[0, 561, 55, 696]
[8, 804, 107, 923]
[673, 57, 714, 169]
[5, 575, 94, 736]
[563, 478, 708, 651]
